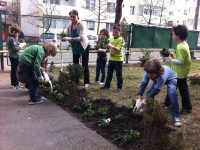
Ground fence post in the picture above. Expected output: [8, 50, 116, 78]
[125, 24, 132, 64]
[0, 12, 3, 50]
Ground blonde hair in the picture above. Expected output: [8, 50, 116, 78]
[42, 42, 57, 57]
[144, 58, 164, 75]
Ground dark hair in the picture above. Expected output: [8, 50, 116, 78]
[100, 29, 110, 38]
[172, 25, 188, 40]
[10, 24, 21, 33]
[113, 24, 122, 32]
[144, 58, 164, 75]
[69, 9, 79, 19]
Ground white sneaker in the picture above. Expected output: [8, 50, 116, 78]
[84, 84, 89, 87]
[99, 82, 105, 85]
[91, 80, 99, 83]
[174, 117, 182, 127]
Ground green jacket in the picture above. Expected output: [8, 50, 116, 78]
[19, 45, 45, 77]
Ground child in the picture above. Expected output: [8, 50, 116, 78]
[163, 25, 192, 114]
[100, 24, 125, 92]
[7, 24, 23, 89]
[19, 42, 57, 105]
[92, 29, 110, 84]
[134, 58, 182, 127]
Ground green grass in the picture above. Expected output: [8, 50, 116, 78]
[50, 60, 200, 149]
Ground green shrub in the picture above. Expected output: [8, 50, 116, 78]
[138, 49, 152, 67]
[160, 48, 170, 57]
[67, 64, 84, 84]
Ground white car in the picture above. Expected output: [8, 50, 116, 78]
[87, 35, 98, 50]
[38, 33, 70, 50]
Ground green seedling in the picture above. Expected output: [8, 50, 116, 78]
[130, 129, 140, 139]
[83, 108, 94, 118]
[54, 84, 62, 90]
[115, 114, 125, 121]
[121, 129, 140, 145]
[98, 118, 111, 127]
[83, 100, 92, 108]
[131, 98, 136, 107]
[56, 93, 64, 100]
[64, 90, 69, 95]
[160, 48, 170, 57]
[98, 107, 110, 115]
[73, 105, 81, 111]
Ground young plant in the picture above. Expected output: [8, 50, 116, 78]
[19, 38, 25, 43]
[160, 48, 170, 57]
[60, 30, 67, 38]
[121, 129, 140, 145]
[130, 129, 140, 139]
[115, 114, 125, 121]
[98, 118, 111, 127]
[83, 100, 92, 108]
[48, 61, 56, 72]
[98, 107, 110, 115]
[131, 98, 136, 108]
[73, 105, 81, 111]
[64, 90, 69, 95]
[67, 64, 84, 84]
[56, 93, 64, 100]
[138, 48, 152, 67]
[83, 108, 94, 118]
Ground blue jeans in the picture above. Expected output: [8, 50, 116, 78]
[105, 60, 123, 89]
[147, 79, 180, 118]
[95, 56, 107, 82]
[19, 61, 39, 100]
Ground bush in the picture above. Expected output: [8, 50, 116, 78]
[160, 48, 170, 57]
[138, 49, 152, 67]
[67, 64, 84, 84]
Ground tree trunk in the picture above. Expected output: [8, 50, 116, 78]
[114, 0, 123, 24]
[194, 0, 200, 30]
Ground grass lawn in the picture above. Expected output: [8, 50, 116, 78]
[51, 60, 200, 149]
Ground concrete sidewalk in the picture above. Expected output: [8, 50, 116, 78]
[0, 72, 120, 150]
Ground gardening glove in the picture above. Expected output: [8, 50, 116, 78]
[38, 76, 44, 82]
[19, 43, 26, 48]
[62, 37, 71, 41]
[133, 99, 142, 112]
[42, 72, 50, 83]
[163, 56, 172, 62]
[107, 43, 115, 49]
[133, 99, 146, 112]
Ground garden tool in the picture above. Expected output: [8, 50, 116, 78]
[42, 71, 53, 91]
[60, 41, 63, 71]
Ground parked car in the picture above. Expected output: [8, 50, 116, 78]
[87, 35, 98, 50]
[38, 33, 70, 50]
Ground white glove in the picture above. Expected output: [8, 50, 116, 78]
[62, 37, 71, 41]
[19, 43, 26, 48]
[97, 48, 106, 52]
[163, 56, 172, 62]
[107, 43, 115, 49]
[133, 99, 146, 112]
[42, 72, 50, 83]
[38, 76, 44, 82]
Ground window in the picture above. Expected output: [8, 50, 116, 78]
[177, 20, 179, 23]
[189, 8, 195, 13]
[169, 11, 174, 16]
[188, 19, 194, 25]
[43, 0, 59, 5]
[130, 6, 135, 15]
[183, 20, 186, 25]
[144, 8, 149, 15]
[106, 23, 114, 32]
[12, 2, 17, 8]
[184, 9, 187, 15]
[152, 10, 160, 16]
[87, 21, 95, 30]
[185, 0, 189, 2]
[55, 0, 59, 5]
[44, 18, 69, 29]
[86, 0, 95, 10]
[139, 6, 144, 16]
[168, 21, 173, 26]
[107, 2, 115, 13]
[170, 0, 175, 5]
[0, 1, 7, 6]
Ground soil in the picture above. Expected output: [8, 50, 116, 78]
[38, 85, 176, 150]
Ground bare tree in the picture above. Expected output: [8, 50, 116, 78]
[28, 0, 60, 33]
[194, 0, 200, 30]
[82, 0, 115, 34]
[158, 0, 169, 26]
[115, 0, 123, 24]
[140, 0, 168, 25]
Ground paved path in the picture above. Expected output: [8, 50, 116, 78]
[0, 72, 120, 150]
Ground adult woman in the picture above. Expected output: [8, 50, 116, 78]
[19, 42, 57, 105]
[63, 9, 90, 87]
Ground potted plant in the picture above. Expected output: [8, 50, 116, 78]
[19, 38, 25, 43]
[160, 48, 170, 57]
[60, 30, 67, 38]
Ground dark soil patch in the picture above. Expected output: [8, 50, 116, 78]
[39, 86, 177, 150]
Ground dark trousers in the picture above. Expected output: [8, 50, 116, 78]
[177, 78, 192, 110]
[73, 45, 90, 84]
[9, 57, 19, 86]
[95, 56, 107, 82]
[105, 60, 123, 89]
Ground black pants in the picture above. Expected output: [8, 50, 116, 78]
[73, 45, 90, 84]
[9, 57, 19, 86]
[105, 60, 123, 89]
[177, 78, 192, 110]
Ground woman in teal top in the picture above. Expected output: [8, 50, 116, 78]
[65, 9, 90, 87]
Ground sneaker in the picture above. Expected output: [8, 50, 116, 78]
[84, 84, 89, 87]
[116, 88, 122, 92]
[15, 85, 24, 89]
[100, 86, 109, 89]
[29, 98, 43, 105]
[10, 85, 14, 88]
[91, 80, 99, 83]
[99, 82, 105, 85]
[174, 117, 182, 127]
[37, 94, 44, 99]
[180, 109, 192, 114]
